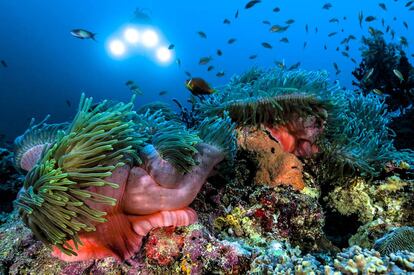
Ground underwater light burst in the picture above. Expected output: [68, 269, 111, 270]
[156, 46, 172, 62]
[141, 29, 159, 48]
[124, 27, 140, 44]
[109, 39, 126, 56]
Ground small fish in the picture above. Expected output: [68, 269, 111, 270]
[249, 54, 257, 59]
[403, 21, 409, 29]
[197, 31, 207, 38]
[363, 68, 374, 82]
[324, 44, 328, 50]
[400, 36, 408, 47]
[235, 9, 239, 18]
[303, 41, 308, 48]
[223, 18, 231, 24]
[391, 30, 395, 40]
[216, 71, 225, 77]
[275, 60, 285, 69]
[358, 11, 364, 28]
[350, 58, 357, 64]
[341, 51, 350, 58]
[315, 27, 319, 33]
[329, 18, 339, 23]
[207, 65, 214, 71]
[227, 38, 237, 44]
[269, 25, 289, 33]
[322, 3, 333, 9]
[372, 89, 383, 95]
[176, 58, 181, 67]
[0, 60, 7, 68]
[185, 77, 215, 95]
[71, 29, 97, 41]
[245, 0, 261, 9]
[125, 80, 134, 86]
[280, 37, 289, 43]
[378, 3, 387, 11]
[168, 44, 175, 50]
[285, 19, 295, 24]
[348, 35, 356, 40]
[185, 71, 192, 77]
[199, 56, 212, 65]
[130, 85, 143, 95]
[406, 0, 414, 7]
[328, 32, 337, 37]
[262, 20, 271, 25]
[66, 100, 71, 107]
[365, 16, 376, 22]
[288, 62, 301, 70]
[159, 90, 168, 96]
[261, 42, 272, 49]
[410, 6, 414, 10]
[393, 69, 405, 82]
[217, 49, 223, 56]
[305, 24, 309, 33]
[273, 7, 281, 12]
[333, 62, 339, 72]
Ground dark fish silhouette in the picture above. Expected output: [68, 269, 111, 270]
[235, 9, 239, 18]
[227, 38, 237, 44]
[273, 7, 280, 12]
[168, 44, 175, 50]
[261, 42, 272, 49]
[66, 100, 71, 107]
[223, 19, 231, 24]
[0, 60, 7, 68]
[288, 62, 301, 70]
[378, 3, 387, 11]
[207, 65, 214, 72]
[159, 90, 168, 96]
[245, 0, 261, 9]
[199, 56, 212, 65]
[217, 49, 223, 56]
[365, 16, 376, 22]
[216, 71, 225, 77]
[322, 3, 333, 10]
[197, 31, 207, 38]
[249, 54, 257, 59]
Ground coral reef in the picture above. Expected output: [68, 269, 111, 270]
[2, 65, 414, 273]
[352, 33, 414, 111]
[374, 226, 414, 255]
[0, 148, 23, 214]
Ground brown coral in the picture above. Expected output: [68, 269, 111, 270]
[237, 127, 305, 190]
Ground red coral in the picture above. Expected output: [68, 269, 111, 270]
[145, 227, 185, 266]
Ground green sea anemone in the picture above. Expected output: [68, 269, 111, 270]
[196, 68, 331, 127]
[195, 111, 237, 160]
[138, 108, 201, 173]
[13, 116, 68, 171]
[15, 93, 145, 256]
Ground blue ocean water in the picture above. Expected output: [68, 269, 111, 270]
[0, 0, 412, 140]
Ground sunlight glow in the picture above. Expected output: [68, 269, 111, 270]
[156, 47, 172, 62]
[109, 40, 126, 56]
[141, 29, 159, 48]
[124, 27, 140, 44]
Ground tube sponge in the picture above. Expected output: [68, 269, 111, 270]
[15, 93, 145, 256]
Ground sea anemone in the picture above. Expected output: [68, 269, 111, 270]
[13, 117, 68, 172]
[15, 93, 144, 256]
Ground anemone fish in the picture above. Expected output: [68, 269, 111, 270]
[185, 78, 215, 95]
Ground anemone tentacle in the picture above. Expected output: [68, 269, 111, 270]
[15, 93, 145, 256]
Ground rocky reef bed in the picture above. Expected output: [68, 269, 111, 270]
[1, 141, 414, 274]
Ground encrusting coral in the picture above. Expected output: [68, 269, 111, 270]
[14, 93, 236, 262]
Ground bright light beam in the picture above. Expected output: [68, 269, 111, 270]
[109, 39, 126, 56]
[141, 29, 159, 48]
[156, 47, 172, 63]
[124, 27, 139, 44]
